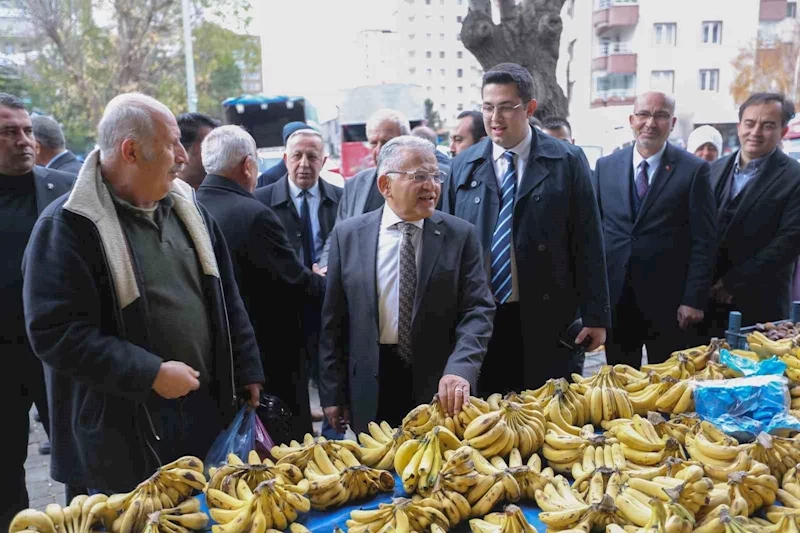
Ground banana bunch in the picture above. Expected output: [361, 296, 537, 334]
[468, 504, 539, 533]
[403, 396, 453, 438]
[462, 400, 546, 459]
[358, 421, 414, 469]
[627, 381, 671, 415]
[304, 445, 394, 510]
[271, 434, 362, 471]
[207, 478, 310, 533]
[411, 489, 473, 526]
[106, 456, 207, 533]
[462, 448, 525, 516]
[523, 378, 591, 428]
[536, 486, 629, 532]
[747, 331, 794, 358]
[692, 504, 765, 533]
[394, 425, 462, 495]
[571, 365, 630, 394]
[716, 464, 778, 517]
[577, 373, 634, 426]
[607, 498, 695, 533]
[648, 412, 700, 447]
[208, 451, 304, 495]
[762, 515, 800, 533]
[489, 449, 554, 501]
[684, 423, 754, 482]
[694, 361, 729, 381]
[139, 498, 208, 533]
[790, 385, 800, 411]
[744, 432, 800, 481]
[345, 497, 450, 533]
[764, 507, 800, 529]
[650, 377, 695, 414]
[9, 509, 59, 533]
[641, 353, 696, 380]
[569, 441, 627, 483]
[543, 426, 612, 475]
[762, 465, 800, 526]
[781, 353, 800, 382]
[604, 415, 683, 467]
[674, 339, 727, 372]
[572, 458, 626, 501]
[619, 465, 712, 517]
[437, 446, 483, 494]
[10, 496, 118, 533]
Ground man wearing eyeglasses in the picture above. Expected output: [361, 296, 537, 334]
[444, 62, 610, 392]
[319, 136, 495, 433]
[593, 91, 716, 367]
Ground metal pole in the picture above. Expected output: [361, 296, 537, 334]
[181, 0, 198, 112]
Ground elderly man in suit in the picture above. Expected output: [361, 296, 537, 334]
[0, 93, 74, 530]
[704, 92, 800, 333]
[319, 136, 495, 433]
[593, 92, 717, 367]
[444, 63, 610, 393]
[196, 125, 326, 440]
[31, 114, 83, 174]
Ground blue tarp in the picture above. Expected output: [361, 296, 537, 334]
[222, 95, 304, 106]
[198, 472, 547, 532]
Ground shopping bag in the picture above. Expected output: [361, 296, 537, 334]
[254, 413, 275, 461]
[203, 405, 256, 476]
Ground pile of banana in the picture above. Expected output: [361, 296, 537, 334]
[271, 434, 363, 471]
[570, 446, 627, 498]
[461, 399, 546, 459]
[648, 412, 700, 447]
[763, 465, 800, 525]
[744, 432, 800, 481]
[626, 380, 671, 415]
[468, 504, 539, 533]
[692, 503, 780, 533]
[358, 421, 414, 470]
[542, 425, 611, 475]
[304, 446, 394, 510]
[606, 498, 695, 533]
[571, 366, 635, 424]
[394, 425, 462, 495]
[403, 396, 486, 440]
[684, 421, 758, 482]
[138, 498, 208, 533]
[714, 463, 778, 517]
[791, 384, 800, 411]
[524, 378, 591, 428]
[9, 494, 117, 533]
[535, 478, 628, 532]
[652, 377, 696, 414]
[603, 415, 687, 467]
[616, 464, 712, 521]
[746, 330, 795, 358]
[641, 352, 698, 379]
[208, 451, 304, 494]
[207, 478, 310, 532]
[462, 448, 526, 516]
[345, 497, 450, 533]
[105, 456, 207, 533]
[782, 352, 800, 382]
[487, 450, 554, 501]
[694, 361, 730, 381]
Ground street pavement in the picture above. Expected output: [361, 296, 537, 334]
[25, 349, 638, 510]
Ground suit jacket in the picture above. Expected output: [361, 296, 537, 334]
[593, 144, 717, 324]
[254, 175, 342, 260]
[47, 151, 82, 174]
[709, 149, 800, 323]
[32, 166, 75, 212]
[196, 175, 325, 362]
[318, 208, 495, 433]
[257, 161, 288, 189]
[443, 130, 610, 384]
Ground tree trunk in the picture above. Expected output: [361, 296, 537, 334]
[461, 0, 568, 119]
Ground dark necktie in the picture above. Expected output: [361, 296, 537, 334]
[398, 222, 417, 364]
[300, 190, 314, 268]
[636, 160, 649, 200]
[491, 151, 516, 304]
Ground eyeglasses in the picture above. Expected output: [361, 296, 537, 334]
[385, 170, 446, 184]
[633, 111, 672, 122]
[481, 103, 524, 118]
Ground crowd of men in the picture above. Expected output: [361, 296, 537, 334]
[2, 61, 800, 526]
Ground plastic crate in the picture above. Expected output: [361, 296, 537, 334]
[724, 301, 800, 350]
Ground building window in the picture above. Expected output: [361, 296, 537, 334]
[440, 16, 445, 23]
[426, 86, 432, 92]
[594, 73, 636, 99]
[408, 50, 416, 58]
[441, 86, 446, 93]
[426, 33, 432, 40]
[409, 33, 416, 40]
[653, 23, 677, 46]
[425, 0, 431, 4]
[457, 103, 464, 111]
[426, 50, 432, 58]
[650, 70, 674, 93]
[440, 33, 445, 40]
[457, 68, 463, 78]
[439, 51, 445, 58]
[699, 69, 719, 91]
[457, 51, 463, 59]
[409, 67, 417, 75]
[440, 103, 446, 111]
[789, 2, 797, 17]
[457, 16, 463, 23]
[427, 68, 432, 77]
[456, 33, 461, 41]
[457, 86, 463, 94]
[440, 68, 445, 75]
[702, 21, 722, 44]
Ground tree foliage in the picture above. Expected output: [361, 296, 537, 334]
[6, 0, 258, 152]
[461, 0, 568, 119]
[424, 98, 444, 130]
[730, 23, 800, 105]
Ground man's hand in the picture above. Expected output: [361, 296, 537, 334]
[438, 374, 471, 416]
[575, 327, 606, 353]
[313, 263, 327, 276]
[244, 383, 263, 407]
[677, 305, 704, 330]
[324, 406, 350, 434]
[152, 361, 200, 399]
[710, 280, 733, 305]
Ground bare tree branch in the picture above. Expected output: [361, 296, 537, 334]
[468, 0, 491, 16]
[498, 0, 517, 22]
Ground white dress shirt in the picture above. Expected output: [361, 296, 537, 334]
[489, 126, 533, 303]
[632, 142, 667, 186]
[287, 178, 324, 263]
[377, 206, 424, 344]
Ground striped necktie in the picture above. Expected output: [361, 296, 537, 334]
[491, 151, 516, 304]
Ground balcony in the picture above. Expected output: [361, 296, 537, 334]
[591, 87, 636, 108]
[593, 0, 639, 35]
[760, 0, 787, 21]
[591, 42, 637, 73]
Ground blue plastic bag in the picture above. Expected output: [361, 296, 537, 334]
[719, 349, 787, 376]
[203, 405, 256, 476]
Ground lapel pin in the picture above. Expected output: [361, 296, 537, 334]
[665, 165, 671, 172]
[47, 183, 54, 190]
[434, 230, 441, 236]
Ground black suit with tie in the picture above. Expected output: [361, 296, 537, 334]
[444, 129, 610, 391]
[703, 149, 800, 330]
[46, 151, 82, 174]
[593, 143, 717, 366]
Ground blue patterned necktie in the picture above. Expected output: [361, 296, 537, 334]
[397, 222, 417, 363]
[491, 151, 516, 304]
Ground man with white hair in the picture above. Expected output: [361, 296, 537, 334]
[319, 135, 495, 434]
[687, 125, 723, 162]
[197, 125, 326, 441]
[22, 93, 265, 493]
